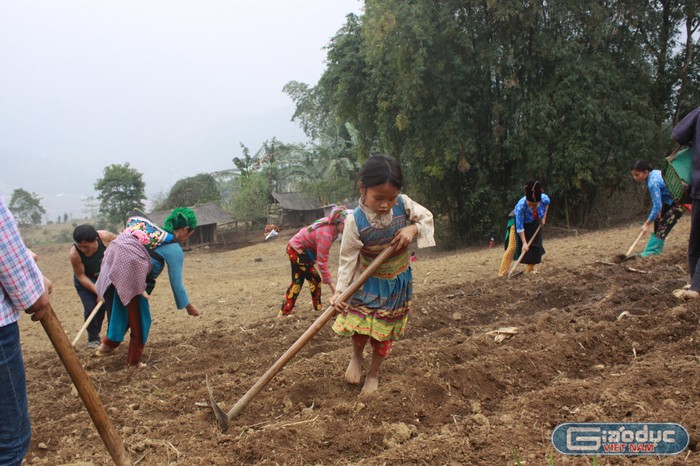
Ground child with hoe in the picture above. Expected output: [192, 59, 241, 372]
[279, 206, 349, 316]
[330, 154, 435, 395]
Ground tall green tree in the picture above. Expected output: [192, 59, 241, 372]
[158, 173, 220, 211]
[673, 0, 700, 117]
[94, 163, 146, 225]
[9, 188, 45, 226]
[313, 0, 697, 243]
[229, 172, 270, 224]
[283, 81, 362, 204]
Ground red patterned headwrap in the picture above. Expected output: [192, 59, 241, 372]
[307, 205, 348, 231]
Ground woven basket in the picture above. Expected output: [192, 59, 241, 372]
[662, 146, 692, 204]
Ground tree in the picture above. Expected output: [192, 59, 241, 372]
[158, 173, 221, 211]
[9, 188, 45, 226]
[232, 143, 258, 179]
[94, 163, 146, 226]
[82, 196, 99, 219]
[315, 0, 698, 243]
[229, 172, 270, 225]
[283, 81, 362, 204]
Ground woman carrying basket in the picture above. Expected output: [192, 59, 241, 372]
[672, 107, 700, 299]
[630, 160, 685, 257]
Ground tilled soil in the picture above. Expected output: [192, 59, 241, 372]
[18, 219, 700, 465]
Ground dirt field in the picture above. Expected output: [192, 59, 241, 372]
[17, 218, 700, 465]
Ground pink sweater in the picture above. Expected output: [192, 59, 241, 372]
[288, 223, 339, 284]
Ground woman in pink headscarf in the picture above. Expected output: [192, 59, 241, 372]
[279, 206, 349, 316]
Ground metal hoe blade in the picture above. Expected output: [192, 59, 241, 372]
[206, 374, 230, 432]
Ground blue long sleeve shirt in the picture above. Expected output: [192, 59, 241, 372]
[151, 242, 190, 310]
[646, 169, 673, 222]
[514, 194, 550, 233]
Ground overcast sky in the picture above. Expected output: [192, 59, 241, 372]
[0, 0, 362, 221]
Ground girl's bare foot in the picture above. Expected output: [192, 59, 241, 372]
[345, 354, 363, 385]
[359, 352, 384, 395]
[360, 375, 379, 396]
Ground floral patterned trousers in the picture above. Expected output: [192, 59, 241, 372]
[280, 244, 322, 315]
[654, 203, 685, 239]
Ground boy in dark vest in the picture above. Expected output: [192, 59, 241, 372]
[69, 225, 117, 348]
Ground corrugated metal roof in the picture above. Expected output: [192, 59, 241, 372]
[271, 192, 320, 211]
[148, 203, 233, 227]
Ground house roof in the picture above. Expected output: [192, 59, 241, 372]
[271, 192, 321, 211]
[148, 203, 233, 227]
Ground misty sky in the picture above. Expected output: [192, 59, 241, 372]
[0, 1, 362, 221]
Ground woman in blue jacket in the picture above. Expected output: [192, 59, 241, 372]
[630, 160, 684, 257]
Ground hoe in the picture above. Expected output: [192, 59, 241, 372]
[71, 300, 104, 347]
[41, 304, 131, 465]
[508, 224, 543, 278]
[206, 243, 398, 432]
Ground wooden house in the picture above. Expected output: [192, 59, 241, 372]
[148, 203, 233, 246]
[269, 192, 323, 228]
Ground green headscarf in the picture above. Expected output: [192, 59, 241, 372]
[163, 207, 197, 233]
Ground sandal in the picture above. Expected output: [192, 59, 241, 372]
[673, 289, 700, 300]
[95, 345, 115, 357]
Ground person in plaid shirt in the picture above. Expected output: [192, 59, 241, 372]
[0, 192, 52, 465]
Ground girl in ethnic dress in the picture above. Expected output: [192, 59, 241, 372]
[330, 154, 435, 395]
[630, 160, 685, 257]
[498, 180, 549, 275]
[279, 206, 348, 316]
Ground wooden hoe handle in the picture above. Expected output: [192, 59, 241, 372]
[507, 224, 542, 278]
[625, 230, 645, 258]
[41, 304, 131, 465]
[71, 300, 104, 347]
